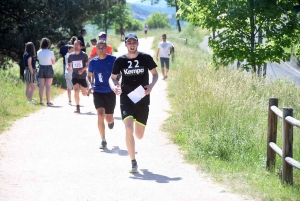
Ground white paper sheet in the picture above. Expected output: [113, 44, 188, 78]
[127, 85, 146, 104]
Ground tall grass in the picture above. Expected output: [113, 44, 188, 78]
[0, 64, 62, 133]
[157, 25, 300, 200]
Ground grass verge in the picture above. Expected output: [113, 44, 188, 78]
[151, 25, 300, 200]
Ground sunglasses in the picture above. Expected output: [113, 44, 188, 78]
[99, 35, 107, 39]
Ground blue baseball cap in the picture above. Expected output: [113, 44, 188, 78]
[125, 33, 138, 42]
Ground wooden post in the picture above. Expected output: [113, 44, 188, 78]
[282, 108, 293, 185]
[266, 98, 278, 171]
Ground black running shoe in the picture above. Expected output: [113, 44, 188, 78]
[108, 121, 114, 129]
[130, 160, 138, 173]
[99, 140, 107, 149]
[74, 105, 80, 113]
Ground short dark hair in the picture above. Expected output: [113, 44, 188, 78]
[162, 34, 167, 38]
[90, 38, 97, 43]
[75, 40, 82, 46]
[40, 38, 51, 49]
[24, 42, 36, 57]
[81, 29, 86, 34]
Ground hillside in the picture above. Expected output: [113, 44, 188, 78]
[128, 3, 176, 22]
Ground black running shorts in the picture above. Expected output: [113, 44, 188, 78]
[93, 92, 116, 114]
[72, 77, 88, 88]
[160, 57, 170, 69]
[120, 103, 149, 126]
[38, 65, 54, 78]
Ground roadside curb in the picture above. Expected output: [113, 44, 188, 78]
[281, 60, 300, 75]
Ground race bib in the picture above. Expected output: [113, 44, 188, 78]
[72, 60, 83, 69]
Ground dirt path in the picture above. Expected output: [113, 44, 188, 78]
[0, 37, 253, 200]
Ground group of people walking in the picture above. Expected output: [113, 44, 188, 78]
[23, 30, 174, 173]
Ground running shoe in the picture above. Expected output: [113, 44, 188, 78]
[68, 101, 72, 105]
[108, 121, 114, 129]
[99, 140, 107, 149]
[40, 102, 45, 106]
[47, 102, 53, 106]
[74, 106, 80, 113]
[130, 160, 138, 173]
[28, 100, 35, 104]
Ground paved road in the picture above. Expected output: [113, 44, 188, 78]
[0, 37, 253, 201]
[200, 35, 300, 85]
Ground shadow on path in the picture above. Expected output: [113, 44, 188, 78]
[101, 146, 129, 156]
[78, 111, 96, 115]
[130, 169, 182, 183]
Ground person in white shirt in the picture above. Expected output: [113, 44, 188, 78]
[37, 38, 56, 106]
[156, 34, 173, 80]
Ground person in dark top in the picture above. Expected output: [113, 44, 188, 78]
[77, 29, 90, 53]
[24, 42, 37, 104]
[110, 33, 158, 173]
[58, 40, 68, 77]
[67, 40, 89, 113]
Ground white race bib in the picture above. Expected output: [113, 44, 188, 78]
[72, 60, 83, 69]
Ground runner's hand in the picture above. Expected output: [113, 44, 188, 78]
[88, 88, 93, 94]
[144, 85, 153, 95]
[113, 85, 122, 95]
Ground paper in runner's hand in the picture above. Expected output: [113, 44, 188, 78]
[127, 85, 146, 104]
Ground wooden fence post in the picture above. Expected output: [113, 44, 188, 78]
[266, 98, 278, 171]
[282, 107, 293, 185]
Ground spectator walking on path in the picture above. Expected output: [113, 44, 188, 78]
[120, 25, 125, 41]
[144, 24, 149, 39]
[156, 34, 173, 80]
[23, 42, 37, 104]
[58, 40, 68, 77]
[77, 29, 90, 53]
[65, 45, 74, 105]
[67, 40, 89, 113]
[88, 40, 116, 149]
[37, 38, 56, 106]
[110, 33, 158, 173]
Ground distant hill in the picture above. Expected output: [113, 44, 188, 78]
[128, 3, 176, 24]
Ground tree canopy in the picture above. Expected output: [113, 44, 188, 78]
[0, 0, 124, 78]
[142, 0, 182, 32]
[91, 4, 131, 35]
[177, 0, 300, 73]
[146, 12, 171, 29]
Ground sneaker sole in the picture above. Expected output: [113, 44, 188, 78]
[129, 169, 138, 173]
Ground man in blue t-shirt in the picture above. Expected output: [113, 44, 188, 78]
[88, 40, 116, 149]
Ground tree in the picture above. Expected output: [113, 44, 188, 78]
[142, 0, 182, 32]
[114, 18, 143, 33]
[177, 0, 300, 74]
[0, 0, 124, 79]
[146, 12, 171, 29]
[91, 4, 131, 35]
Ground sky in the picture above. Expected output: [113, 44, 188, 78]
[126, 0, 167, 7]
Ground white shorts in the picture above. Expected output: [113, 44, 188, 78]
[65, 71, 73, 90]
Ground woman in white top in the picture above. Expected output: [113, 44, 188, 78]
[37, 38, 56, 106]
